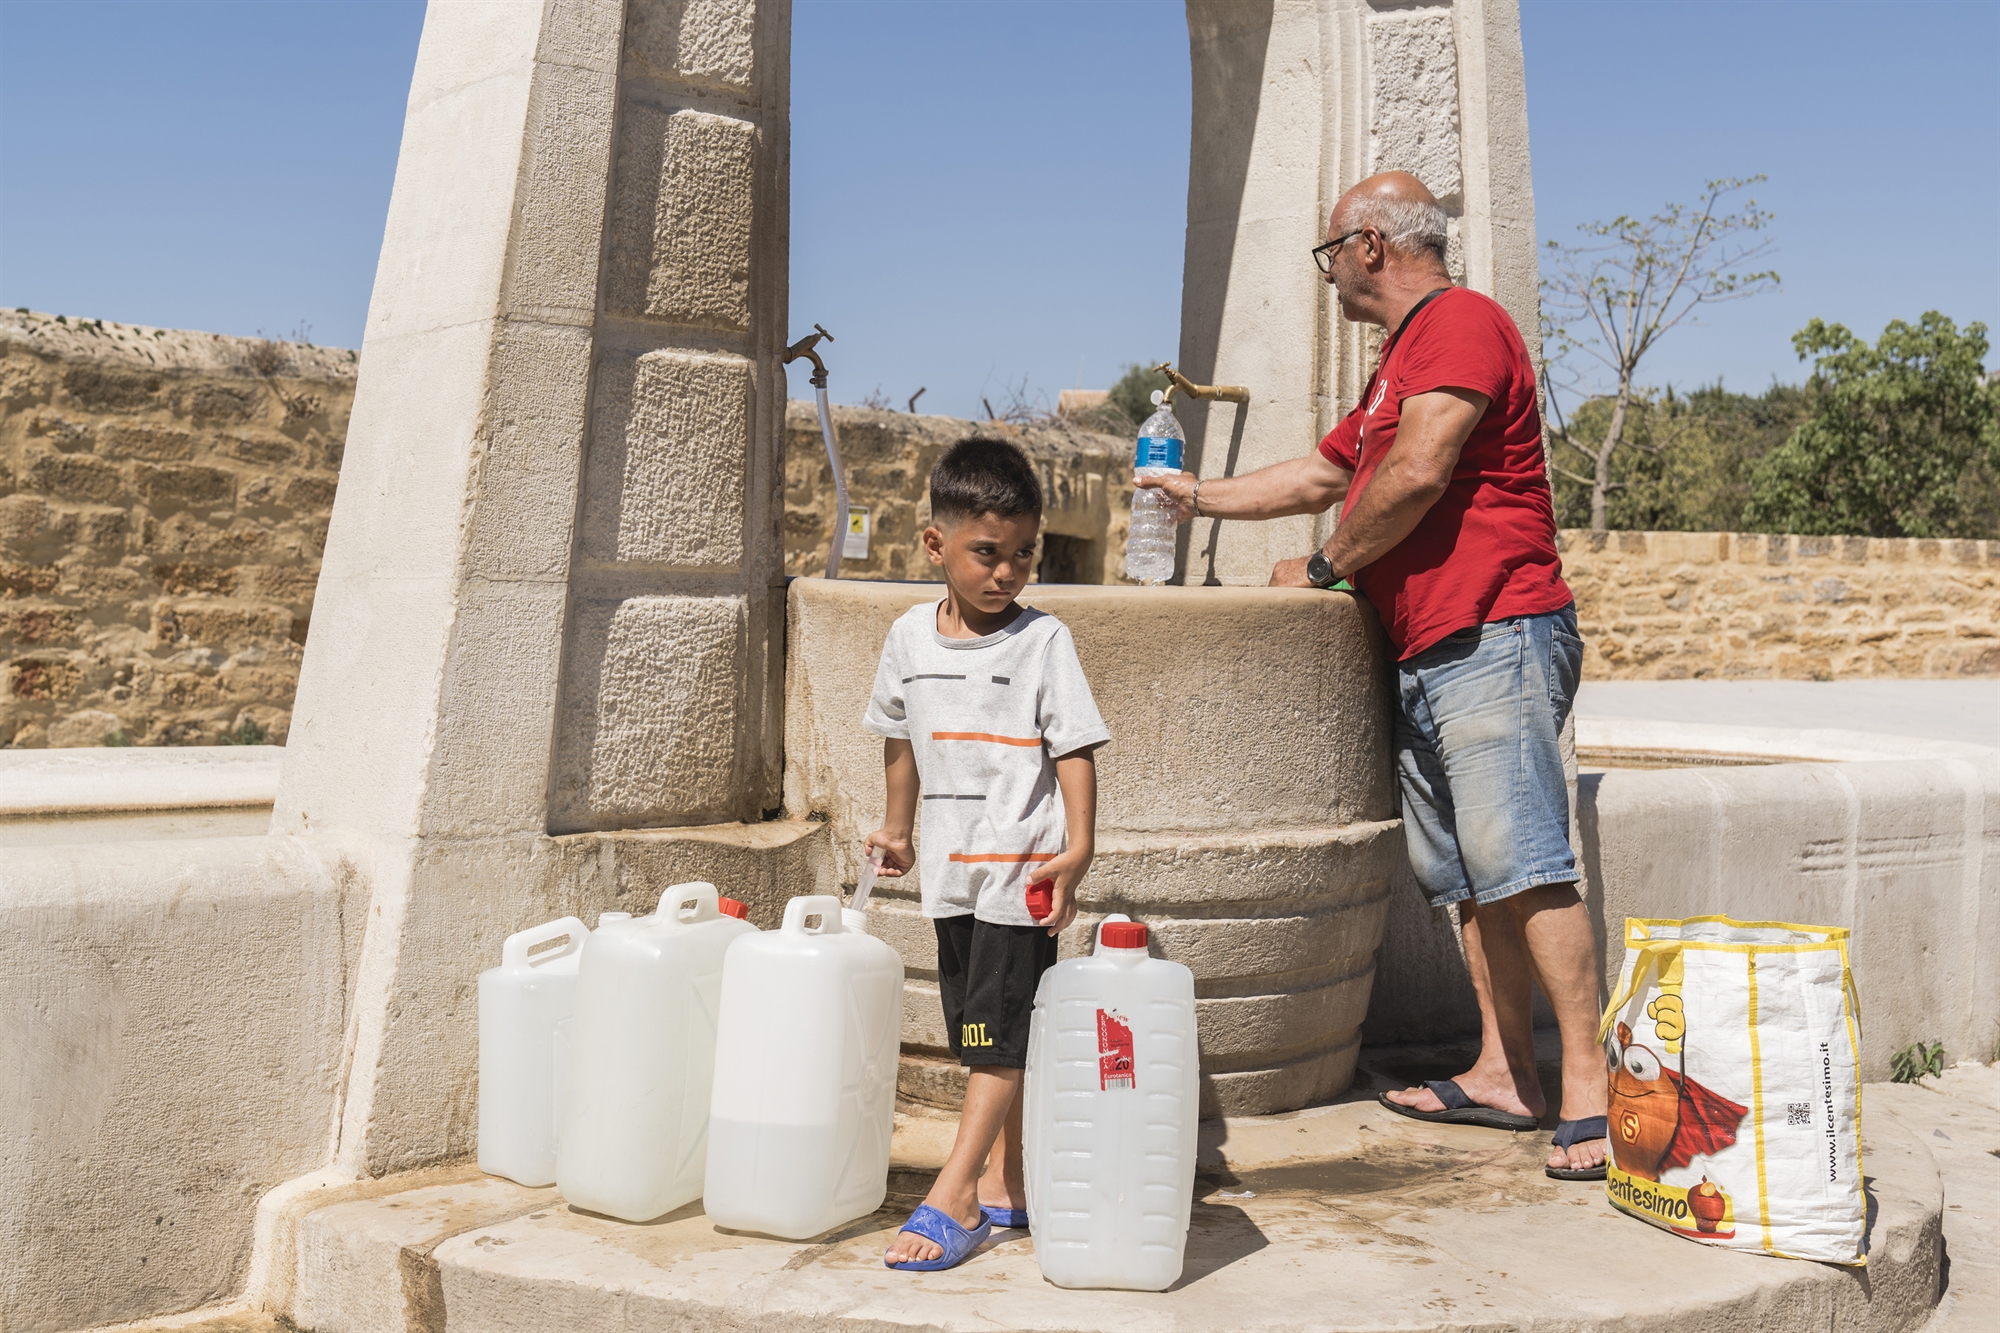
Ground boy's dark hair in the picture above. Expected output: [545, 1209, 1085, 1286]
[928, 437, 1043, 529]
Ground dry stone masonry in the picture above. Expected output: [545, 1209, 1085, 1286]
[0, 311, 350, 749]
[1564, 530, 2000, 679]
[784, 401, 1138, 585]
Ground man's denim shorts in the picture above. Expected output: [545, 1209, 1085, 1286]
[1393, 604, 1583, 908]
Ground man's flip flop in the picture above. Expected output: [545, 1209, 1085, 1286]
[1545, 1115, 1609, 1181]
[885, 1203, 991, 1271]
[982, 1206, 1029, 1230]
[1377, 1079, 1539, 1132]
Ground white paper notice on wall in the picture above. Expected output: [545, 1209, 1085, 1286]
[843, 507, 869, 560]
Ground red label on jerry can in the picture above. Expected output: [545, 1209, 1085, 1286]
[1097, 1008, 1135, 1090]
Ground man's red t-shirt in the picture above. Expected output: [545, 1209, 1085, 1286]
[1318, 286, 1570, 660]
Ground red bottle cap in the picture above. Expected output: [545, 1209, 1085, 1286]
[717, 896, 749, 921]
[1100, 921, 1148, 950]
[1025, 878, 1054, 920]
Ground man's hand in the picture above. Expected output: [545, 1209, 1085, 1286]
[861, 828, 913, 877]
[1268, 556, 1314, 588]
[1133, 470, 1198, 524]
[1034, 845, 1089, 936]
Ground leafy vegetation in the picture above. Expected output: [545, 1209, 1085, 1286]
[1890, 1040, 1945, 1084]
[1100, 362, 1170, 434]
[1548, 314, 1998, 538]
[1542, 179, 1780, 531]
[1745, 314, 1999, 538]
[222, 716, 270, 746]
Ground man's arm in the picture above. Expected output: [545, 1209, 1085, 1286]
[1269, 387, 1488, 588]
[1135, 449, 1352, 522]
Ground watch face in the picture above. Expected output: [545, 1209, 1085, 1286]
[1306, 553, 1332, 586]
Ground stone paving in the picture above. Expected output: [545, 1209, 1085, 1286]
[101, 1054, 2000, 1332]
[268, 1088, 1943, 1332]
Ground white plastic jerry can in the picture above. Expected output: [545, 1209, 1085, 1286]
[556, 883, 758, 1222]
[478, 915, 589, 1187]
[704, 896, 904, 1239]
[1024, 914, 1199, 1291]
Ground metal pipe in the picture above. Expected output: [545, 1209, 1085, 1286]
[784, 324, 848, 580]
[1152, 362, 1250, 405]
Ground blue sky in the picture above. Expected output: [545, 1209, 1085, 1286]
[2, 0, 1994, 419]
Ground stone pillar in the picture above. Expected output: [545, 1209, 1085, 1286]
[1176, 0, 1540, 586]
[274, 0, 790, 1175]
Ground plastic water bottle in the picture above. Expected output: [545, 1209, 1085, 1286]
[477, 916, 589, 1187]
[556, 883, 757, 1222]
[703, 895, 905, 1239]
[1023, 914, 1199, 1291]
[1123, 392, 1184, 584]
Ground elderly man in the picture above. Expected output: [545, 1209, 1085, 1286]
[1140, 171, 1606, 1179]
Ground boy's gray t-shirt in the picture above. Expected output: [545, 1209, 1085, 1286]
[863, 601, 1110, 925]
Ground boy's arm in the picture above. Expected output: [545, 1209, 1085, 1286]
[864, 738, 918, 875]
[1037, 747, 1098, 936]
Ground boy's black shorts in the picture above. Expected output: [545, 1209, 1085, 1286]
[935, 914, 1059, 1070]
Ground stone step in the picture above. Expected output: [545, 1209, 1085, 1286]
[283, 1097, 1942, 1333]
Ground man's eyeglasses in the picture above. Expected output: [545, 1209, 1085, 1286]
[1312, 229, 1367, 275]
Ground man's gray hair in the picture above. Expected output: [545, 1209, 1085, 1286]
[1346, 193, 1448, 261]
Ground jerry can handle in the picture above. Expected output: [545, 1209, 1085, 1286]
[654, 880, 723, 927]
[782, 894, 847, 936]
[500, 916, 588, 969]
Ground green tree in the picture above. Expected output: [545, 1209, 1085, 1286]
[1542, 178, 1780, 531]
[1101, 362, 1170, 433]
[1746, 314, 1999, 538]
[1547, 381, 1807, 532]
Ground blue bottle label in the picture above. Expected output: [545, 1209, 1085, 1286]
[1135, 436, 1183, 470]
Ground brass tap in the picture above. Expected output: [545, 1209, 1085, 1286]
[1152, 362, 1249, 406]
[785, 323, 835, 387]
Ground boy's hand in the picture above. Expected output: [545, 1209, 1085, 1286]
[862, 829, 913, 877]
[1034, 845, 1092, 936]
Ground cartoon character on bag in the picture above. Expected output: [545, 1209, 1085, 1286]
[1605, 1020, 1749, 1183]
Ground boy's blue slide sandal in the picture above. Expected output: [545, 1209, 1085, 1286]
[885, 1203, 991, 1271]
[982, 1206, 1029, 1230]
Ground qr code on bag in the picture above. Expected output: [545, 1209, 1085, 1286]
[1787, 1101, 1811, 1127]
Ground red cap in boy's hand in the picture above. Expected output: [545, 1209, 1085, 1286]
[1026, 878, 1055, 921]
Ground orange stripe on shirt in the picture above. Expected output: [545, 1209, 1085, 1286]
[949, 852, 1058, 864]
[931, 731, 1042, 747]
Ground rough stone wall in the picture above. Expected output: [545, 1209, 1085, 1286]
[1, 311, 351, 749]
[783, 401, 1137, 584]
[1563, 530, 2000, 679]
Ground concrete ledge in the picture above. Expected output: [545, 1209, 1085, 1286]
[1578, 716, 2000, 767]
[0, 745, 282, 815]
[279, 1099, 1942, 1333]
[0, 834, 357, 1332]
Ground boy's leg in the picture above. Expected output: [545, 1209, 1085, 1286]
[884, 1066, 1020, 1265]
[887, 916, 1056, 1265]
[977, 1071, 1027, 1217]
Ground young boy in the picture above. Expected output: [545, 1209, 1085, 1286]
[864, 438, 1109, 1271]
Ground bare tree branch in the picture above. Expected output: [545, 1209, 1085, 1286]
[1539, 176, 1781, 530]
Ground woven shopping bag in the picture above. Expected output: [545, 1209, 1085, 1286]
[1598, 916, 1866, 1264]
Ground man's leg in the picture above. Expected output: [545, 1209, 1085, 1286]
[1382, 635, 1543, 1119]
[884, 1068, 1018, 1265]
[1507, 883, 1607, 1171]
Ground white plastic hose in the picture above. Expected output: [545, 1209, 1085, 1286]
[816, 383, 847, 580]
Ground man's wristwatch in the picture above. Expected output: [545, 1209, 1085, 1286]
[1304, 550, 1340, 589]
